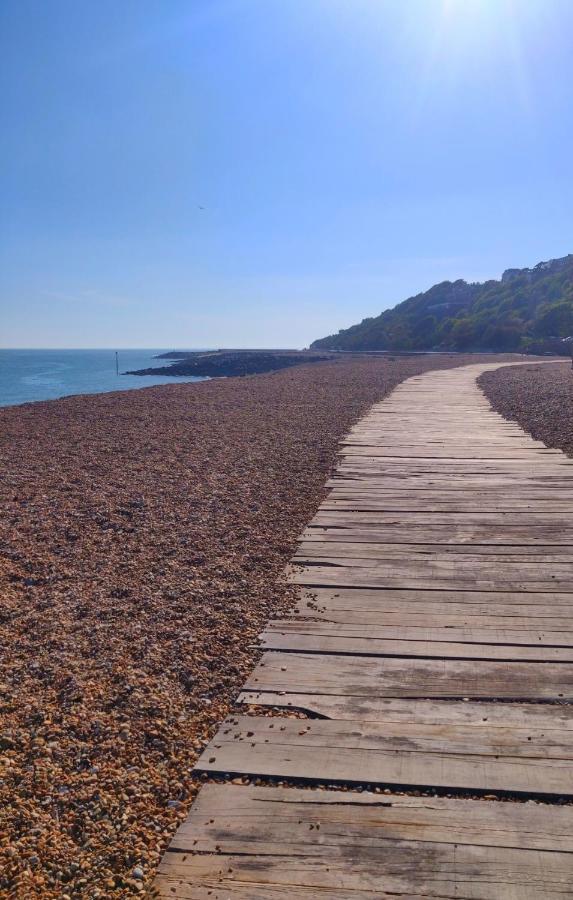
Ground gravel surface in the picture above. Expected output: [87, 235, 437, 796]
[0, 353, 520, 897]
[479, 361, 573, 458]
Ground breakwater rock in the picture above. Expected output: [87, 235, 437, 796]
[127, 349, 333, 378]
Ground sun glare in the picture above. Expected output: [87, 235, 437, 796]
[407, 0, 532, 124]
[440, 0, 501, 35]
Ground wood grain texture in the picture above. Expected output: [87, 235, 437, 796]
[239, 691, 573, 728]
[260, 624, 573, 660]
[245, 651, 573, 699]
[196, 714, 573, 794]
[156, 785, 573, 898]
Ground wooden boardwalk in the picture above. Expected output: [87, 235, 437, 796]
[155, 362, 573, 898]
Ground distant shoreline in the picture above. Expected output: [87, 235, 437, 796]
[0, 348, 208, 408]
[126, 348, 334, 378]
[126, 346, 550, 379]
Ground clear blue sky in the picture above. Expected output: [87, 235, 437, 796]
[1, 0, 572, 348]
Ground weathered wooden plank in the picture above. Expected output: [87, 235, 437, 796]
[292, 556, 573, 578]
[341, 453, 558, 460]
[156, 843, 573, 898]
[169, 784, 573, 853]
[320, 499, 573, 511]
[337, 451, 571, 459]
[207, 717, 573, 762]
[327, 495, 573, 508]
[328, 491, 573, 505]
[294, 601, 573, 626]
[329, 471, 573, 481]
[327, 488, 573, 500]
[246, 652, 573, 699]
[304, 524, 573, 544]
[239, 691, 573, 729]
[332, 471, 571, 478]
[260, 627, 573, 661]
[288, 608, 573, 632]
[197, 716, 573, 795]
[300, 538, 573, 558]
[334, 463, 573, 472]
[330, 467, 572, 476]
[339, 443, 561, 453]
[204, 717, 573, 760]
[289, 565, 573, 592]
[310, 511, 573, 526]
[297, 586, 573, 608]
[296, 608, 573, 629]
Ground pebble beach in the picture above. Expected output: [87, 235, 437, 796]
[480, 360, 573, 458]
[0, 353, 548, 897]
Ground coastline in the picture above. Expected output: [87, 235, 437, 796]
[125, 348, 334, 378]
[0, 349, 208, 409]
[0, 352, 555, 898]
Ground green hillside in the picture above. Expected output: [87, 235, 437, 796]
[311, 255, 573, 354]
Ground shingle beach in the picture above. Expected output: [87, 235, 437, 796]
[0, 353, 545, 897]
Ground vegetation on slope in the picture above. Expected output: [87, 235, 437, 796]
[311, 255, 573, 353]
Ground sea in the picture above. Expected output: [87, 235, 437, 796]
[0, 349, 208, 408]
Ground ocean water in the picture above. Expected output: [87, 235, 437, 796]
[0, 349, 208, 408]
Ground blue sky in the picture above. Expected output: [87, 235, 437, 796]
[1, 0, 572, 348]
